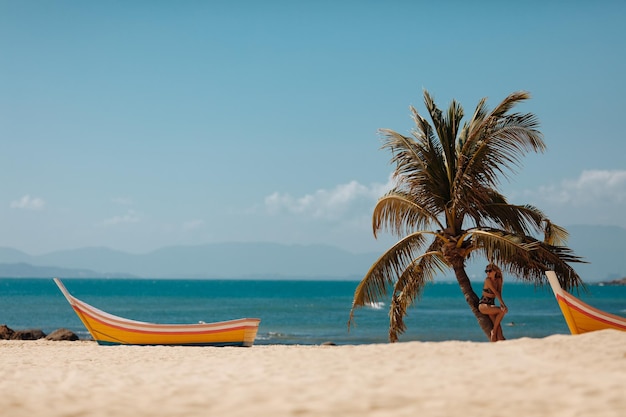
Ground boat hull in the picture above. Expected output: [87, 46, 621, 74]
[54, 278, 260, 346]
[546, 271, 626, 335]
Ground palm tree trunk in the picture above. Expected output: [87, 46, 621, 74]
[450, 263, 493, 339]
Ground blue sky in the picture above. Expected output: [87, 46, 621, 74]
[1, 1, 625, 256]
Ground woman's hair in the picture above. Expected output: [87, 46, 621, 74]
[487, 263, 503, 280]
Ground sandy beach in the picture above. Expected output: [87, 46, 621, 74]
[1, 330, 624, 417]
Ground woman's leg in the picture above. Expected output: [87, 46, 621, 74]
[479, 304, 504, 342]
[489, 315, 502, 342]
[491, 309, 506, 341]
[496, 322, 505, 341]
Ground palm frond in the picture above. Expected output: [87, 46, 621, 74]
[372, 191, 444, 238]
[469, 229, 539, 262]
[462, 97, 489, 139]
[388, 245, 447, 341]
[409, 105, 437, 147]
[379, 128, 428, 175]
[505, 240, 585, 291]
[423, 90, 463, 184]
[542, 220, 569, 246]
[350, 232, 431, 306]
[348, 231, 436, 328]
[474, 200, 547, 236]
[456, 93, 545, 194]
[470, 229, 585, 290]
[489, 91, 532, 117]
[490, 113, 545, 172]
[379, 121, 451, 215]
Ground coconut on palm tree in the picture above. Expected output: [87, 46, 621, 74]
[348, 90, 584, 342]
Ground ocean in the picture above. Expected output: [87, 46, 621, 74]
[1, 278, 625, 344]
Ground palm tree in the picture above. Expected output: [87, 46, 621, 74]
[348, 90, 584, 342]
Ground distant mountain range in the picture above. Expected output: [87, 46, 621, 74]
[0, 225, 624, 281]
[0, 242, 377, 280]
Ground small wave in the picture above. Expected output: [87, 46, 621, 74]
[255, 331, 288, 341]
[366, 301, 385, 310]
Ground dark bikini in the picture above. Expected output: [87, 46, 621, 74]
[478, 287, 496, 306]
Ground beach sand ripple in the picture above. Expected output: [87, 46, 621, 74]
[1, 330, 624, 417]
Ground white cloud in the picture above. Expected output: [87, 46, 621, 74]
[511, 169, 626, 228]
[264, 178, 394, 220]
[537, 169, 626, 205]
[103, 209, 141, 226]
[262, 170, 626, 237]
[10, 194, 45, 210]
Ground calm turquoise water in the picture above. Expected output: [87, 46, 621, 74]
[1, 278, 624, 344]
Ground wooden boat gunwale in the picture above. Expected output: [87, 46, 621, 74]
[53, 278, 261, 346]
[545, 271, 626, 334]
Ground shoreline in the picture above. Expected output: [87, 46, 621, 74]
[1, 330, 625, 416]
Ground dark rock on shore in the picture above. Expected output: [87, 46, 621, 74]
[0, 324, 14, 339]
[45, 328, 79, 341]
[11, 329, 46, 340]
[0, 324, 79, 341]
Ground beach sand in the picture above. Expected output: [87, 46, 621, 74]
[1, 330, 624, 417]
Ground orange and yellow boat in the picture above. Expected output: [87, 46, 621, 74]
[54, 278, 261, 346]
[545, 271, 626, 334]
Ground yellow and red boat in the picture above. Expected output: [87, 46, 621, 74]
[54, 278, 261, 346]
[545, 271, 626, 334]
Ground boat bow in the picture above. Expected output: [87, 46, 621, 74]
[545, 271, 626, 334]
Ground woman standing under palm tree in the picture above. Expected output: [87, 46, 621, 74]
[479, 264, 507, 341]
